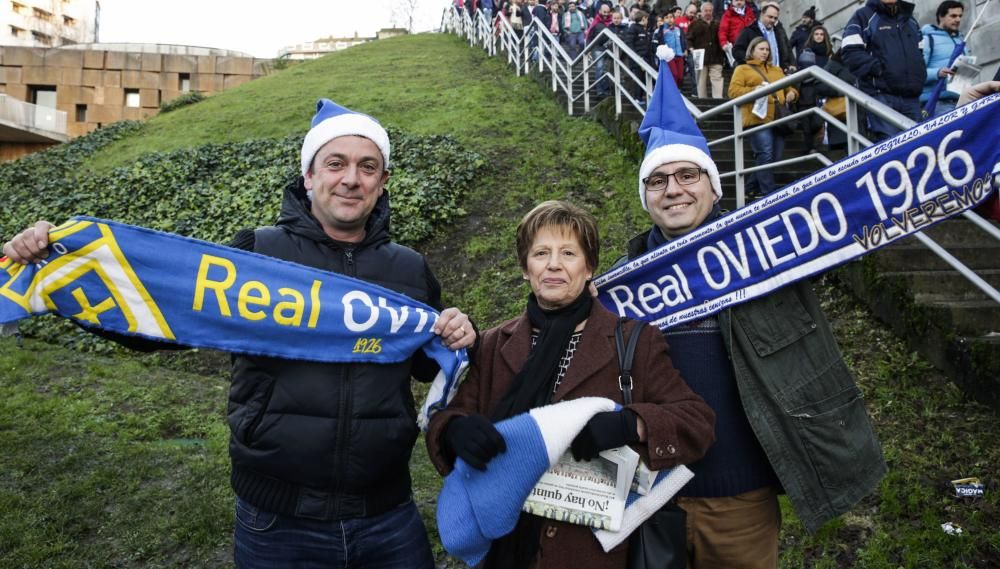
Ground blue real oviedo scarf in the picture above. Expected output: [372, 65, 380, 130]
[596, 94, 1000, 328]
[0, 218, 467, 428]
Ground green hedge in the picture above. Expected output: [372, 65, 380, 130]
[0, 120, 484, 349]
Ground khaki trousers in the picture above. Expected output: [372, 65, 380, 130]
[676, 487, 781, 569]
[696, 64, 724, 99]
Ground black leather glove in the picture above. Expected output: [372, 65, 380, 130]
[570, 409, 640, 461]
[444, 414, 507, 471]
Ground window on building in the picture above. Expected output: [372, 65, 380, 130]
[179, 73, 191, 92]
[63, 15, 75, 26]
[124, 89, 140, 108]
[9, 25, 23, 37]
[28, 86, 57, 108]
[32, 7, 52, 20]
[11, 2, 25, 15]
[31, 30, 52, 44]
[75, 104, 87, 122]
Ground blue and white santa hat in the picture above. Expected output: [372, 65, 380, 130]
[300, 98, 391, 175]
[436, 397, 618, 567]
[638, 45, 722, 210]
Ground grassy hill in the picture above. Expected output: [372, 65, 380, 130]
[0, 32, 997, 568]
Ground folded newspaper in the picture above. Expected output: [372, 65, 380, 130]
[522, 446, 643, 532]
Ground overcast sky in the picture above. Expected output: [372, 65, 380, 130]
[97, 0, 452, 58]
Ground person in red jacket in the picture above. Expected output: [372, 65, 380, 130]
[718, 0, 756, 64]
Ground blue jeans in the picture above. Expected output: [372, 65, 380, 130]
[749, 127, 785, 196]
[234, 498, 435, 569]
[928, 99, 957, 117]
[564, 31, 585, 59]
[593, 49, 607, 96]
[867, 92, 921, 139]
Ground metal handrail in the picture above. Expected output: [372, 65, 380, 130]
[443, 6, 1000, 306]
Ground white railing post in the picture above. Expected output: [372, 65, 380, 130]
[613, 44, 622, 117]
[846, 99, 861, 155]
[733, 110, 745, 208]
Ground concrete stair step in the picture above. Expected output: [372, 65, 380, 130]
[909, 219, 1000, 245]
[869, 241, 1000, 271]
[915, 297, 1000, 336]
[880, 270, 1000, 299]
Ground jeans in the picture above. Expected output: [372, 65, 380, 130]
[866, 92, 921, 140]
[564, 31, 585, 59]
[748, 127, 785, 196]
[233, 498, 435, 569]
[928, 99, 957, 117]
[593, 49, 607, 96]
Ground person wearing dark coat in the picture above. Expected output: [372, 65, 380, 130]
[788, 6, 821, 60]
[841, 0, 924, 138]
[817, 48, 857, 153]
[795, 25, 832, 153]
[426, 201, 714, 569]
[1, 99, 480, 569]
[625, 9, 654, 103]
[687, 1, 725, 98]
[733, 2, 794, 72]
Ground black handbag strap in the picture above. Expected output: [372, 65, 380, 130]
[614, 318, 643, 405]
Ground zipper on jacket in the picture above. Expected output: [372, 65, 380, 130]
[344, 248, 356, 276]
[332, 365, 353, 505]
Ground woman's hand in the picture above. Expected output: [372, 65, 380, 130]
[570, 409, 641, 461]
[785, 90, 798, 103]
[433, 308, 477, 350]
[444, 414, 507, 471]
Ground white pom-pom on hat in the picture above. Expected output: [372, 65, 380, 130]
[656, 44, 675, 62]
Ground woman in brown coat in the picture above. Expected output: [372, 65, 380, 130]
[427, 200, 715, 569]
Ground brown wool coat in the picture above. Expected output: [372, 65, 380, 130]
[427, 302, 716, 569]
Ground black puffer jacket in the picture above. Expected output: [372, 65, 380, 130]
[227, 177, 444, 520]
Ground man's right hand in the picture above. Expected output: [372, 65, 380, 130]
[3, 220, 55, 265]
[938, 67, 956, 79]
[444, 414, 507, 471]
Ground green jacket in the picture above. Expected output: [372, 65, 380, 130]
[625, 230, 886, 532]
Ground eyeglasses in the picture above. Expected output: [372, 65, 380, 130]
[642, 168, 707, 192]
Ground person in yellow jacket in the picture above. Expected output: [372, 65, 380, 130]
[728, 36, 798, 197]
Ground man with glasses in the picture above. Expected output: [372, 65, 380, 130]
[613, 52, 885, 569]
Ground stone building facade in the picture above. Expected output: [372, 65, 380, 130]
[0, 43, 270, 158]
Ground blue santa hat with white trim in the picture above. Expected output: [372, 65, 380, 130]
[436, 397, 618, 567]
[300, 99, 391, 175]
[638, 45, 722, 210]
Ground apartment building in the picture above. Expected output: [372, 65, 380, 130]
[1, 0, 99, 47]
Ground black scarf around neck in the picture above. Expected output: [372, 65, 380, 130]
[485, 289, 592, 569]
[490, 290, 593, 422]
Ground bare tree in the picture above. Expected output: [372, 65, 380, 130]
[391, 0, 421, 32]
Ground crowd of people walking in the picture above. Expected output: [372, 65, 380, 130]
[456, 0, 997, 200]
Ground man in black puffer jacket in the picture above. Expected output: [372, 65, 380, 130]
[842, 0, 924, 138]
[2, 99, 477, 569]
[222, 100, 479, 568]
